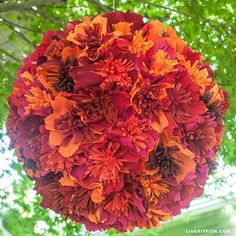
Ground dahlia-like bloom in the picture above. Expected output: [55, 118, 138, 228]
[108, 116, 158, 156]
[86, 142, 130, 185]
[137, 174, 169, 203]
[166, 71, 206, 124]
[129, 29, 154, 56]
[184, 119, 217, 157]
[147, 131, 196, 183]
[95, 52, 135, 89]
[132, 80, 172, 132]
[6, 11, 228, 232]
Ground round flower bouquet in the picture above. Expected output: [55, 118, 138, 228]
[7, 11, 228, 232]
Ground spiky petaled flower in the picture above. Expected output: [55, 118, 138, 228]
[6, 11, 228, 232]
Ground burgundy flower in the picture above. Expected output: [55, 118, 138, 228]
[6, 11, 228, 232]
[167, 71, 206, 124]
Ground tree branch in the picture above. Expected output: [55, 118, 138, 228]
[135, 0, 235, 34]
[0, 49, 19, 63]
[0, 17, 44, 33]
[87, 0, 112, 13]
[135, 0, 191, 16]
[0, 18, 35, 46]
[0, 0, 65, 13]
[30, 8, 64, 28]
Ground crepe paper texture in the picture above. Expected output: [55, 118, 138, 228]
[6, 11, 229, 232]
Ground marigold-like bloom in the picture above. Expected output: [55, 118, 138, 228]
[6, 11, 228, 232]
[86, 142, 129, 185]
[184, 60, 211, 93]
[150, 50, 178, 77]
[137, 174, 169, 203]
[129, 29, 154, 56]
[24, 86, 52, 115]
[108, 116, 158, 156]
[113, 22, 133, 36]
[132, 82, 172, 132]
[95, 52, 135, 89]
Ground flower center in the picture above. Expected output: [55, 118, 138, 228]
[135, 89, 158, 117]
[53, 66, 75, 93]
[147, 146, 182, 177]
[71, 108, 84, 130]
[200, 91, 222, 121]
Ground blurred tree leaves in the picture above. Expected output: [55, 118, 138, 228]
[0, 0, 235, 235]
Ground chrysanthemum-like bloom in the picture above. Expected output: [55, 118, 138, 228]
[6, 11, 228, 232]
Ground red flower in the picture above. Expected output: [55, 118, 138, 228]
[132, 80, 172, 132]
[167, 71, 205, 124]
[86, 142, 129, 185]
[6, 11, 228, 232]
[184, 119, 217, 156]
[108, 116, 158, 156]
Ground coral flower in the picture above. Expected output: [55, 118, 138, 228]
[95, 51, 135, 89]
[108, 116, 158, 156]
[129, 29, 154, 56]
[132, 81, 172, 132]
[86, 142, 130, 185]
[137, 174, 169, 203]
[149, 50, 178, 77]
[24, 86, 52, 115]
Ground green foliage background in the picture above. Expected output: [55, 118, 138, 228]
[0, 0, 235, 235]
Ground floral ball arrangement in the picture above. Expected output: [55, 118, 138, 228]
[7, 11, 229, 231]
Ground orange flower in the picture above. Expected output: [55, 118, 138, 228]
[149, 50, 178, 77]
[86, 142, 129, 184]
[37, 60, 76, 94]
[146, 20, 165, 41]
[132, 82, 173, 132]
[95, 52, 134, 89]
[165, 26, 186, 53]
[109, 116, 158, 156]
[147, 131, 195, 183]
[113, 22, 133, 36]
[137, 174, 169, 203]
[129, 29, 154, 56]
[146, 204, 172, 228]
[104, 190, 131, 216]
[67, 15, 109, 60]
[45, 95, 100, 157]
[67, 15, 107, 45]
[184, 60, 212, 93]
[24, 86, 52, 115]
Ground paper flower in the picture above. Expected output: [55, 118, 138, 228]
[6, 11, 229, 232]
